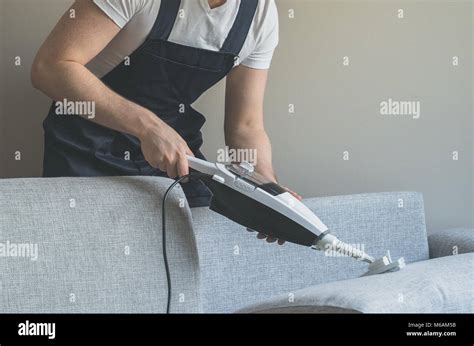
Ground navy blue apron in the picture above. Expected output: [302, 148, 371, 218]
[42, 0, 258, 207]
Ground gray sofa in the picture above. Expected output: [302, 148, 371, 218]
[0, 177, 472, 313]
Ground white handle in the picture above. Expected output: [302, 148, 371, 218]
[187, 155, 218, 176]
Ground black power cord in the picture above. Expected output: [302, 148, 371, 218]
[161, 172, 208, 314]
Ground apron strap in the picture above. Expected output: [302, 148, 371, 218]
[149, 0, 181, 40]
[220, 0, 259, 56]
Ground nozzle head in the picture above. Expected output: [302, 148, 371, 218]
[362, 255, 405, 276]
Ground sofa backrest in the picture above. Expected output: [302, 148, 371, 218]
[191, 191, 429, 313]
[0, 177, 200, 313]
[0, 177, 430, 314]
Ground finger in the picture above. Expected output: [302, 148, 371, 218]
[290, 190, 302, 200]
[166, 159, 178, 179]
[185, 147, 194, 157]
[266, 237, 277, 243]
[148, 158, 159, 169]
[257, 233, 266, 239]
[177, 154, 189, 177]
[286, 188, 302, 200]
[158, 163, 167, 173]
[277, 239, 286, 245]
[166, 167, 178, 179]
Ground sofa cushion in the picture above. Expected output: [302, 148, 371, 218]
[0, 177, 200, 313]
[192, 192, 429, 313]
[238, 253, 474, 313]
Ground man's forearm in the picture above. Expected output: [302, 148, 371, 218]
[32, 60, 161, 139]
[225, 127, 277, 182]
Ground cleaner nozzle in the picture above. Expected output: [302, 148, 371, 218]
[313, 234, 405, 275]
[362, 251, 406, 276]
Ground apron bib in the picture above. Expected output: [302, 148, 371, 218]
[42, 0, 258, 207]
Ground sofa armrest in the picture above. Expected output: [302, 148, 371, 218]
[428, 228, 474, 259]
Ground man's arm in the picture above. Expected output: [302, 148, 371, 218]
[225, 65, 301, 245]
[224, 65, 276, 180]
[31, 0, 192, 178]
[225, 65, 302, 197]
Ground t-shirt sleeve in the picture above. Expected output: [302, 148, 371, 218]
[241, 0, 279, 70]
[93, 0, 148, 28]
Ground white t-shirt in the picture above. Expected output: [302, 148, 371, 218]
[88, 0, 279, 78]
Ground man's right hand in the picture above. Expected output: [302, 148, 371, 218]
[139, 120, 194, 179]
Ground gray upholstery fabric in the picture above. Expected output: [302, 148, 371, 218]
[0, 177, 200, 313]
[4, 177, 463, 314]
[191, 192, 429, 313]
[428, 228, 474, 259]
[238, 253, 474, 313]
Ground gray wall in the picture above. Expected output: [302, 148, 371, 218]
[0, 0, 472, 232]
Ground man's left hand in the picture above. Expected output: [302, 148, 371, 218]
[250, 187, 302, 246]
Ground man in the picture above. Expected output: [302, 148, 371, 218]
[32, 0, 300, 244]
